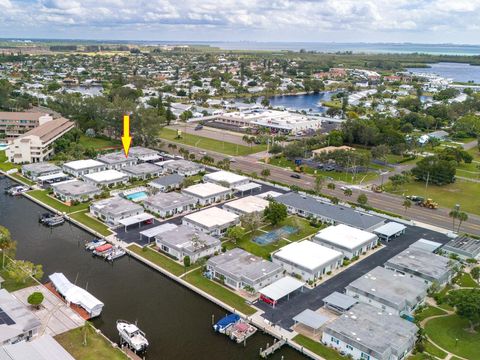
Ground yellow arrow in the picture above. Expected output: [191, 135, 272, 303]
[121, 115, 132, 158]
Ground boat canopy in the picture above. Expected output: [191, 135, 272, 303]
[49, 273, 104, 317]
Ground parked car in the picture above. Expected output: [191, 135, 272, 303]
[290, 174, 301, 179]
[194, 124, 203, 130]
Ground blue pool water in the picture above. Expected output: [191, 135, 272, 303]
[125, 191, 148, 201]
[253, 226, 298, 245]
[0, 144, 8, 151]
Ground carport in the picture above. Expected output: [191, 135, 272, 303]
[374, 222, 406, 242]
[37, 172, 69, 185]
[292, 309, 329, 335]
[139, 223, 178, 243]
[322, 292, 357, 314]
[119, 213, 154, 232]
[259, 276, 304, 308]
[234, 182, 262, 196]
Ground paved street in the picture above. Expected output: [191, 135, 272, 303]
[255, 224, 452, 329]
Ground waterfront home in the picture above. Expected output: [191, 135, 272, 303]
[272, 240, 343, 281]
[148, 173, 184, 192]
[62, 159, 107, 177]
[223, 195, 269, 216]
[83, 169, 129, 187]
[162, 159, 204, 176]
[441, 235, 480, 260]
[90, 197, 144, 226]
[144, 192, 196, 218]
[207, 248, 283, 292]
[312, 224, 378, 259]
[155, 225, 221, 262]
[0, 289, 41, 345]
[21, 162, 61, 180]
[385, 248, 453, 286]
[122, 163, 162, 180]
[322, 303, 418, 360]
[345, 267, 429, 316]
[182, 206, 239, 236]
[52, 180, 101, 203]
[97, 151, 137, 170]
[128, 146, 161, 162]
[203, 170, 250, 188]
[182, 182, 232, 206]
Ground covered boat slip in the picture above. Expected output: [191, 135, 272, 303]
[259, 276, 304, 308]
[49, 273, 104, 318]
[292, 309, 329, 335]
[118, 213, 155, 232]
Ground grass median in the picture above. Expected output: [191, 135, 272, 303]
[27, 190, 90, 214]
[183, 268, 256, 316]
[127, 244, 186, 276]
[292, 334, 344, 360]
[69, 211, 112, 236]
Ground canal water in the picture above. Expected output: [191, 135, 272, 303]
[0, 177, 305, 360]
[406, 62, 480, 83]
[268, 91, 337, 112]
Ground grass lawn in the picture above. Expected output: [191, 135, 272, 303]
[127, 244, 187, 276]
[9, 172, 35, 186]
[183, 268, 256, 316]
[79, 135, 121, 151]
[454, 272, 479, 288]
[408, 353, 436, 360]
[27, 190, 90, 214]
[425, 314, 480, 359]
[292, 334, 344, 360]
[424, 340, 447, 359]
[55, 325, 128, 360]
[69, 211, 112, 236]
[415, 305, 447, 322]
[0, 150, 19, 172]
[223, 230, 290, 260]
[263, 216, 323, 241]
[385, 179, 480, 215]
[0, 259, 37, 292]
[159, 128, 266, 156]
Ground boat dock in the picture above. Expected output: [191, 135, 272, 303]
[259, 339, 286, 358]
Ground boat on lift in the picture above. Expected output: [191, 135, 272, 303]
[44, 215, 65, 227]
[213, 314, 240, 334]
[117, 320, 149, 352]
[106, 247, 126, 262]
[85, 238, 105, 251]
[8, 185, 29, 196]
[92, 243, 113, 257]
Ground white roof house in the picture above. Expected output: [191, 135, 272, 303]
[313, 224, 378, 259]
[223, 196, 269, 215]
[182, 207, 239, 236]
[203, 170, 250, 188]
[272, 240, 343, 281]
[83, 169, 129, 186]
[182, 182, 231, 205]
[62, 159, 106, 177]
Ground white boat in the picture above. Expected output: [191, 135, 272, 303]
[86, 240, 106, 251]
[9, 185, 29, 195]
[117, 320, 149, 352]
[106, 247, 126, 262]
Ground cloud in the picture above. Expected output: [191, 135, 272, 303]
[1, 0, 480, 41]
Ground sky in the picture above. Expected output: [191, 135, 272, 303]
[1, 0, 480, 44]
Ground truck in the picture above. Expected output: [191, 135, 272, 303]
[406, 195, 438, 209]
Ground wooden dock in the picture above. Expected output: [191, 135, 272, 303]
[259, 339, 286, 358]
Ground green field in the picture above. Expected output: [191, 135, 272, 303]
[454, 272, 479, 288]
[424, 340, 447, 359]
[69, 211, 112, 236]
[415, 305, 447, 322]
[159, 128, 266, 156]
[425, 315, 480, 359]
[386, 179, 480, 215]
[55, 325, 128, 360]
[0, 150, 19, 172]
[292, 334, 344, 360]
[79, 135, 121, 150]
[127, 244, 187, 276]
[183, 268, 256, 315]
[27, 190, 90, 214]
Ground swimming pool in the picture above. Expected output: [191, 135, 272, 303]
[0, 144, 9, 151]
[125, 191, 148, 201]
[252, 226, 298, 245]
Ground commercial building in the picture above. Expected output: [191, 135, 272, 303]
[312, 224, 378, 259]
[148, 173, 184, 192]
[182, 207, 240, 236]
[206, 248, 283, 292]
[90, 197, 144, 226]
[0, 289, 41, 345]
[385, 248, 453, 285]
[144, 192, 196, 218]
[276, 192, 385, 231]
[122, 163, 162, 180]
[62, 159, 107, 177]
[345, 267, 428, 316]
[442, 235, 480, 260]
[21, 162, 61, 180]
[322, 303, 418, 360]
[155, 225, 221, 262]
[0, 112, 50, 140]
[162, 159, 204, 176]
[182, 182, 232, 206]
[97, 151, 137, 170]
[6, 117, 75, 163]
[52, 180, 101, 203]
[223, 196, 269, 215]
[203, 170, 250, 188]
[128, 146, 161, 162]
[272, 240, 343, 281]
[83, 169, 129, 187]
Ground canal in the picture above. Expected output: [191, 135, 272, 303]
[0, 177, 306, 360]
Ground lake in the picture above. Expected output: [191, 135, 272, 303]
[406, 62, 480, 83]
[268, 92, 337, 112]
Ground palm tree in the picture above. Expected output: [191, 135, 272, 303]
[403, 199, 412, 214]
[457, 211, 468, 232]
[0, 226, 16, 269]
[449, 209, 460, 232]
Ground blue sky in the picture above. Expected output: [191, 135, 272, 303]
[1, 0, 480, 43]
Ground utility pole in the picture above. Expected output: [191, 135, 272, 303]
[424, 171, 430, 199]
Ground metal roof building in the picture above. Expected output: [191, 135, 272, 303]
[442, 235, 480, 260]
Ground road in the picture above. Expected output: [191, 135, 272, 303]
[159, 141, 480, 235]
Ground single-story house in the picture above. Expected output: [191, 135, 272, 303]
[155, 225, 221, 262]
[182, 206, 240, 236]
[148, 173, 184, 192]
[83, 169, 129, 187]
[203, 170, 250, 188]
[182, 182, 232, 206]
[52, 180, 101, 202]
[206, 248, 284, 292]
[128, 146, 161, 162]
[62, 159, 107, 177]
[441, 235, 480, 260]
[162, 159, 204, 176]
[90, 197, 144, 226]
[97, 151, 137, 170]
[312, 224, 378, 259]
[144, 192, 196, 218]
[122, 163, 162, 180]
[223, 196, 269, 216]
[21, 162, 61, 180]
